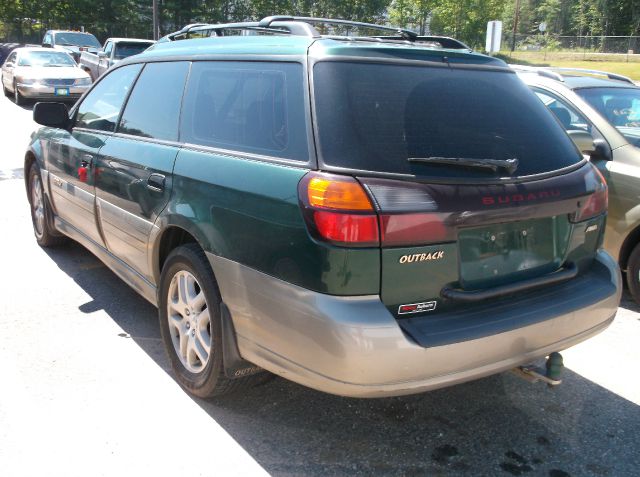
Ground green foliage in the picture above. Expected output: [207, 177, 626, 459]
[1, 0, 640, 45]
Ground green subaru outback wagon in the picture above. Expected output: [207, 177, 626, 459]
[25, 17, 621, 398]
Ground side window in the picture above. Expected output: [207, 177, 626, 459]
[76, 64, 142, 132]
[103, 42, 113, 56]
[118, 62, 189, 141]
[43, 33, 52, 45]
[6, 52, 17, 64]
[534, 90, 592, 132]
[180, 61, 308, 160]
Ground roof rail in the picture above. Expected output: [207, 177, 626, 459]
[545, 67, 634, 84]
[162, 15, 419, 42]
[509, 65, 565, 82]
[163, 21, 302, 41]
[257, 16, 417, 41]
[373, 35, 472, 50]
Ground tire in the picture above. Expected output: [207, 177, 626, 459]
[27, 164, 66, 247]
[13, 81, 24, 106]
[626, 243, 640, 304]
[158, 243, 260, 397]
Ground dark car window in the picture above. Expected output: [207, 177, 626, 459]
[118, 62, 189, 141]
[180, 61, 308, 161]
[576, 87, 640, 127]
[76, 64, 142, 132]
[313, 62, 583, 179]
[54, 32, 101, 48]
[114, 43, 152, 60]
[534, 90, 591, 131]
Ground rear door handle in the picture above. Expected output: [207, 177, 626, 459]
[147, 173, 165, 192]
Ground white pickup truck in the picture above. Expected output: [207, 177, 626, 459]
[79, 38, 154, 80]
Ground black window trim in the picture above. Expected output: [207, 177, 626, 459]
[531, 85, 611, 154]
[70, 56, 315, 167]
[114, 60, 191, 142]
[178, 58, 313, 165]
[70, 62, 144, 132]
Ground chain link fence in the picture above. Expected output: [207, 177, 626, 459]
[504, 34, 640, 55]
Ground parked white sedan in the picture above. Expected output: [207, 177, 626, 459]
[1, 47, 92, 105]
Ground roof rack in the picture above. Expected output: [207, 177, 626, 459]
[162, 15, 419, 42]
[545, 67, 634, 85]
[509, 65, 565, 82]
[372, 35, 472, 51]
[509, 64, 634, 85]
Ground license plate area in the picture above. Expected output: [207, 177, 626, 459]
[458, 217, 569, 290]
[54, 88, 69, 96]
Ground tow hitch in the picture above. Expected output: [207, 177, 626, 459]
[512, 352, 564, 386]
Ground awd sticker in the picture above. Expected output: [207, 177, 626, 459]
[399, 251, 444, 264]
[398, 301, 437, 315]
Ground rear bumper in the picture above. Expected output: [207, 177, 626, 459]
[209, 250, 621, 398]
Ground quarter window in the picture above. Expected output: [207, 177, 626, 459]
[180, 61, 308, 160]
[75, 64, 142, 132]
[118, 61, 189, 141]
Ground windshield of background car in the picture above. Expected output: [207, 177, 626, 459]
[575, 87, 640, 129]
[312, 61, 583, 179]
[54, 32, 101, 48]
[114, 43, 152, 59]
[18, 51, 76, 67]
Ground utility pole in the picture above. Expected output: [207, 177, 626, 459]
[152, 0, 159, 40]
[511, 0, 520, 52]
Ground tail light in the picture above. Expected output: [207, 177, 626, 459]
[299, 173, 455, 248]
[299, 173, 379, 247]
[572, 166, 608, 222]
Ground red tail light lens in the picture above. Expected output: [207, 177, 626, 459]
[573, 167, 608, 222]
[314, 211, 379, 244]
[299, 172, 379, 247]
[574, 188, 607, 222]
[380, 213, 454, 246]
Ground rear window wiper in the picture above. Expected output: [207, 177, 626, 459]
[408, 156, 519, 174]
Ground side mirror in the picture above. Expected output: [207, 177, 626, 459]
[98, 51, 107, 58]
[567, 130, 596, 154]
[591, 138, 612, 161]
[33, 102, 70, 129]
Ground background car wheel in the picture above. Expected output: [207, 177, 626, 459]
[13, 81, 24, 105]
[626, 243, 640, 304]
[27, 164, 66, 247]
[158, 243, 262, 398]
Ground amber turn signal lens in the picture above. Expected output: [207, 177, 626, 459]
[307, 177, 373, 211]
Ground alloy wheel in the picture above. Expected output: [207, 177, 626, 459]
[166, 270, 212, 373]
[31, 173, 45, 238]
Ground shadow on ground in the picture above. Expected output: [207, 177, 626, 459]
[44, 242, 640, 477]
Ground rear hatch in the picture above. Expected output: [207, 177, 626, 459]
[310, 52, 607, 317]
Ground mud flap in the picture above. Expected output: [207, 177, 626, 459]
[220, 302, 263, 379]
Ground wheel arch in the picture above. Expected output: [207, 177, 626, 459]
[151, 218, 215, 286]
[619, 224, 640, 272]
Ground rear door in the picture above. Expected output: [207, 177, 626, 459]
[95, 61, 189, 280]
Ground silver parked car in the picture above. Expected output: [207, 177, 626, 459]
[1, 47, 92, 105]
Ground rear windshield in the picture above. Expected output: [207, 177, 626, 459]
[114, 42, 152, 59]
[313, 62, 582, 179]
[54, 32, 101, 48]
